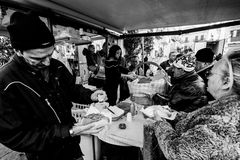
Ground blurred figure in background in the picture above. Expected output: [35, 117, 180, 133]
[195, 48, 215, 72]
[128, 55, 145, 76]
[104, 45, 130, 106]
[97, 42, 110, 65]
[143, 56, 150, 76]
[154, 53, 207, 112]
[83, 44, 105, 88]
[160, 51, 178, 78]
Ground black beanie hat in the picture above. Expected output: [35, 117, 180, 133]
[7, 11, 55, 51]
[195, 48, 214, 63]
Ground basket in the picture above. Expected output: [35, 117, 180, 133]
[128, 61, 170, 106]
[71, 103, 90, 122]
[134, 61, 171, 86]
[130, 94, 153, 106]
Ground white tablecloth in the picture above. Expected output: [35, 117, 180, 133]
[96, 114, 147, 148]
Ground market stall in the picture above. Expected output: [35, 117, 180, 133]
[1, 1, 240, 160]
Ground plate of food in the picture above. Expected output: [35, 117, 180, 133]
[140, 105, 177, 120]
[79, 113, 109, 130]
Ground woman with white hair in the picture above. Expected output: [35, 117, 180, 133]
[151, 49, 240, 159]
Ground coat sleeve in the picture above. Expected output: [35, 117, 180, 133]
[56, 60, 93, 104]
[153, 120, 219, 160]
[119, 66, 130, 74]
[0, 91, 72, 153]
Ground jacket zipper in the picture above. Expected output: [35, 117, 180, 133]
[4, 81, 61, 123]
[45, 98, 61, 123]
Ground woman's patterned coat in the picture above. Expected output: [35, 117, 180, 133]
[153, 95, 240, 160]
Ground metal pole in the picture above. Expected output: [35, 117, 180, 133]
[141, 37, 144, 73]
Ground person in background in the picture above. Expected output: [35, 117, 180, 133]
[83, 44, 105, 88]
[151, 49, 240, 160]
[195, 48, 215, 101]
[118, 50, 127, 68]
[160, 50, 178, 78]
[195, 48, 215, 72]
[128, 55, 144, 76]
[104, 45, 130, 106]
[155, 53, 207, 112]
[143, 56, 150, 76]
[118, 49, 130, 101]
[83, 44, 101, 74]
[97, 42, 109, 64]
[0, 11, 107, 160]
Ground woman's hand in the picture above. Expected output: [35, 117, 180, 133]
[121, 73, 137, 80]
[153, 110, 164, 121]
[128, 72, 138, 79]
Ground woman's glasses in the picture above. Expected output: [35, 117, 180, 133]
[204, 69, 224, 78]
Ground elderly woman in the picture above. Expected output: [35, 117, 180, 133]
[150, 49, 240, 160]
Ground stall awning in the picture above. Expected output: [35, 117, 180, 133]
[2, 0, 240, 35]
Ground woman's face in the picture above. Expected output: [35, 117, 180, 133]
[207, 59, 226, 99]
[115, 49, 121, 59]
[89, 46, 95, 53]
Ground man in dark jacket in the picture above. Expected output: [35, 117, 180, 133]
[160, 51, 178, 78]
[0, 11, 107, 160]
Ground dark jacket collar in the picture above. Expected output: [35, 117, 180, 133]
[12, 54, 51, 80]
[171, 71, 198, 84]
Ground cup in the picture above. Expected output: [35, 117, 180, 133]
[130, 103, 136, 116]
[126, 112, 132, 122]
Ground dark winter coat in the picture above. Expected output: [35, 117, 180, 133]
[160, 60, 174, 77]
[105, 59, 129, 105]
[0, 55, 93, 160]
[169, 72, 207, 112]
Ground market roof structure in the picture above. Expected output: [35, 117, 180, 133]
[1, 0, 240, 37]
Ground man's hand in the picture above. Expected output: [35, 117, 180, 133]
[72, 118, 107, 136]
[91, 90, 107, 102]
[71, 122, 102, 136]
